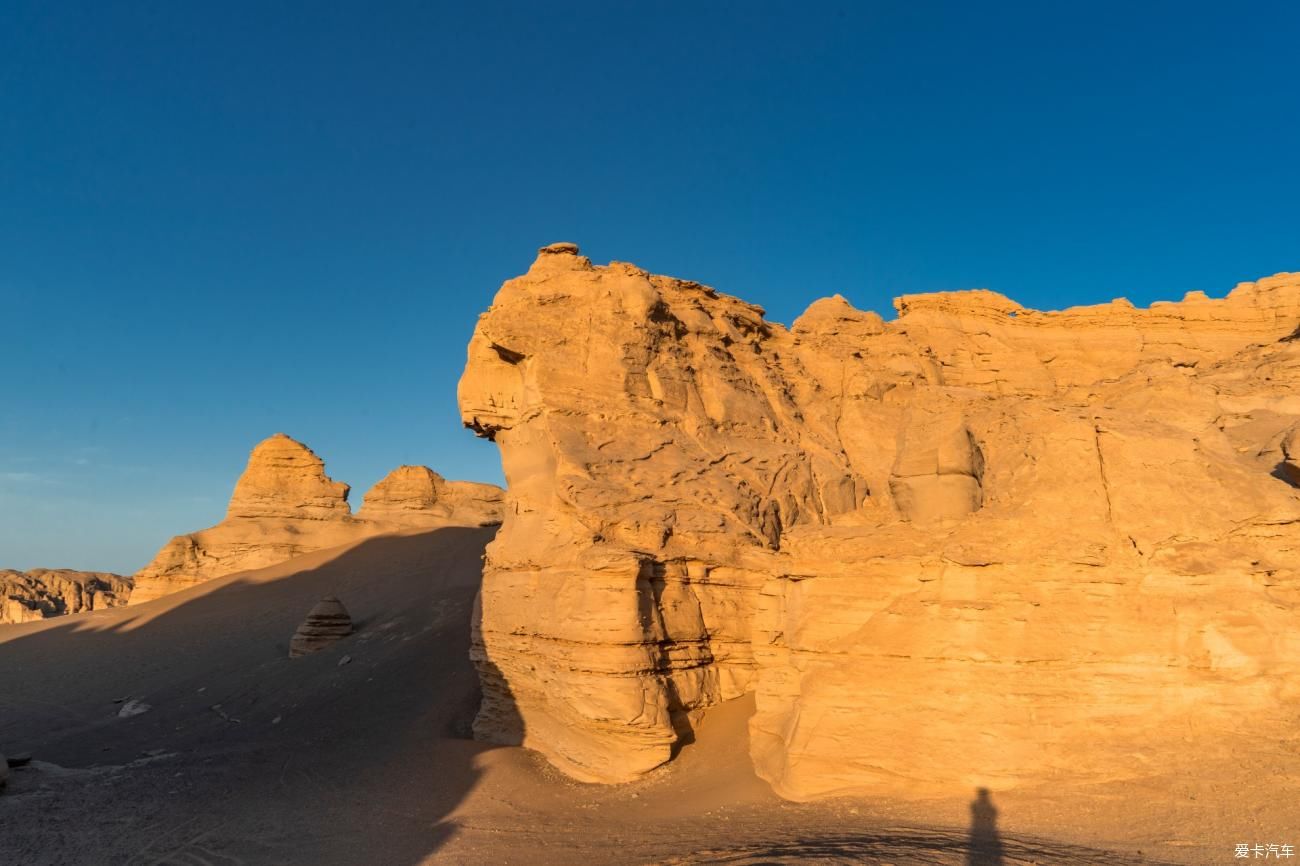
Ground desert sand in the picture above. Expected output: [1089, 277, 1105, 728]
[1, 527, 1194, 865]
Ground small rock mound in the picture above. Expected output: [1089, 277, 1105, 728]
[529, 241, 592, 274]
[289, 596, 354, 658]
[538, 241, 580, 256]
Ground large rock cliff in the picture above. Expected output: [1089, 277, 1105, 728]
[129, 435, 503, 605]
[458, 243, 1300, 800]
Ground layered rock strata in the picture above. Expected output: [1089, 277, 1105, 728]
[289, 596, 354, 657]
[0, 569, 132, 625]
[459, 243, 1300, 799]
[129, 435, 503, 605]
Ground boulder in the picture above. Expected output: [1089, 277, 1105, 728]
[289, 596, 354, 658]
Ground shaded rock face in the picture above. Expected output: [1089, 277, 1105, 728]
[289, 596, 354, 658]
[129, 436, 503, 605]
[459, 244, 1300, 799]
[0, 569, 132, 625]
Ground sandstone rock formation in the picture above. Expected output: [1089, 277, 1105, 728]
[130, 435, 503, 605]
[357, 465, 504, 527]
[459, 243, 1300, 800]
[226, 432, 352, 520]
[0, 569, 132, 625]
[289, 596, 354, 657]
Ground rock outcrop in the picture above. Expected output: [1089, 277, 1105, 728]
[226, 432, 352, 520]
[289, 596, 354, 657]
[357, 465, 504, 527]
[129, 435, 503, 605]
[459, 243, 1300, 801]
[0, 569, 132, 625]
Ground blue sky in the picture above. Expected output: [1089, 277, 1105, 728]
[3, 1, 1298, 573]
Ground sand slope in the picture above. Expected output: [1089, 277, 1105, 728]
[1, 527, 493, 865]
[1, 527, 1182, 865]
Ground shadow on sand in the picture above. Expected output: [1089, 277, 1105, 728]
[664, 787, 1177, 866]
[0, 526, 513, 866]
[967, 786, 1004, 865]
[3, 535, 1184, 866]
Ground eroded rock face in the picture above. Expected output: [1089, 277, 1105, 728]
[888, 412, 984, 522]
[0, 569, 132, 625]
[459, 244, 1300, 799]
[226, 432, 351, 520]
[129, 435, 502, 605]
[358, 465, 504, 527]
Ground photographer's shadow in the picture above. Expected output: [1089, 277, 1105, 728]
[968, 787, 1005, 866]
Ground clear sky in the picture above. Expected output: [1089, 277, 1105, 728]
[3, 1, 1298, 573]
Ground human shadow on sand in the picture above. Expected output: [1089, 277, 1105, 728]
[0, 526, 519, 866]
[967, 786, 1004, 865]
[668, 787, 1179, 866]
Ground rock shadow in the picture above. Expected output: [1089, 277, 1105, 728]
[0, 526, 508, 866]
[1271, 462, 1300, 488]
[663, 786, 1179, 865]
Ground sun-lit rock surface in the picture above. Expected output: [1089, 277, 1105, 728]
[459, 243, 1300, 799]
[225, 432, 352, 520]
[129, 435, 502, 605]
[358, 464, 504, 527]
[0, 569, 132, 625]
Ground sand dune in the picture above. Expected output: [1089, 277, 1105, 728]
[1, 527, 1189, 864]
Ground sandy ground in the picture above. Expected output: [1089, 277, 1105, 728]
[0, 527, 1257, 865]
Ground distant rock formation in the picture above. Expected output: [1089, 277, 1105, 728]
[459, 243, 1300, 800]
[358, 465, 504, 527]
[289, 596, 354, 657]
[129, 435, 503, 605]
[226, 432, 352, 520]
[0, 569, 132, 625]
